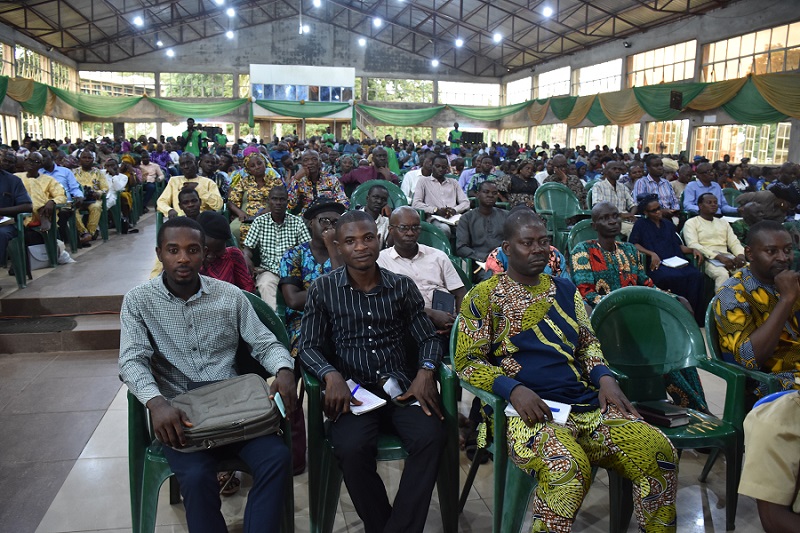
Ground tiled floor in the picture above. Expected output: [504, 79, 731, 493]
[0, 212, 766, 532]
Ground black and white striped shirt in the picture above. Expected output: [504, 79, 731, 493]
[299, 266, 441, 389]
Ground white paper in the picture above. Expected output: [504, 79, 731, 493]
[504, 399, 572, 425]
[722, 216, 742, 223]
[347, 379, 387, 415]
[661, 256, 689, 268]
[382, 377, 404, 399]
[428, 213, 462, 226]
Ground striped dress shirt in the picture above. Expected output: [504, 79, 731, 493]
[632, 174, 679, 210]
[299, 266, 442, 389]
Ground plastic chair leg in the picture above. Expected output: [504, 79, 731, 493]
[138, 461, 172, 533]
[608, 472, 633, 533]
[308, 443, 343, 533]
[99, 207, 109, 241]
[501, 462, 537, 533]
[699, 448, 720, 483]
[725, 441, 742, 531]
[8, 237, 28, 289]
[169, 476, 181, 504]
[459, 448, 489, 512]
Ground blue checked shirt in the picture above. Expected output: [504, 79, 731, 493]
[119, 275, 294, 405]
[633, 174, 679, 210]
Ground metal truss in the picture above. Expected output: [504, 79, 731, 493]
[0, 0, 731, 76]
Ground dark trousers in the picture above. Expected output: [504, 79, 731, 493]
[143, 182, 156, 207]
[330, 403, 445, 533]
[0, 224, 17, 265]
[162, 434, 290, 533]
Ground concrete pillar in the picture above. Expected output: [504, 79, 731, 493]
[361, 77, 369, 102]
[234, 123, 240, 142]
[788, 118, 800, 164]
[432, 80, 438, 104]
[113, 122, 125, 141]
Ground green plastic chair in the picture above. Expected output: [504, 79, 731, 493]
[566, 219, 597, 256]
[591, 286, 745, 531]
[449, 319, 632, 533]
[723, 188, 742, 207]
[533, 182, 591, 252]
[349, 179, 408, 210]
[302, 362, 460, 533]
[127, 290, 295, 533]
[418, 221, 474, 276]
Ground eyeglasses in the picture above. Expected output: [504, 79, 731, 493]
[390, 224, 422, 233]
[317, 217, 337, 227]
[646, 207, 661, 213]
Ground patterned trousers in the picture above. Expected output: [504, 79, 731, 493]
[508, 404, 678, 533]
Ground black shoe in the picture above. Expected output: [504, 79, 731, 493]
[142, 207, 150, 213]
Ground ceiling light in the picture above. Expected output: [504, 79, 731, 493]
[431, 59, 439, 67]
[213, 0, 225, 5]
[313, 0, 322, 6]
[166, 49, 175, 57]
[543, 6, 553, 17]
[373, 18, 383, 28]
[156, 40, 163, 47]
[302, 24, 310, 33]
[225, 30, 234, 39]
[358, 37, 367, 46]
[455, 38, 463, 47]
[226, 7, 235, 17]
[133, 16, 144, 27]
[493, 32, 502, 43]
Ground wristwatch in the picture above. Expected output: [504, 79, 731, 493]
[421, 361, 436, 371]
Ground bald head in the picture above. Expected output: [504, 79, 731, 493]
[389, 205, 420, 225]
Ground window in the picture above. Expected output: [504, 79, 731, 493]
[373, 126, 432, 144]
[537, 67, 571, 98]
[701, 23, 800, 81]
[0, 114, 19, 145]
[160, 73, 233, 98]
[619, 124, 640, 153]
[80, 72, 155, 96]
[366, 79, 433, 103]
[254, 84, 353, 102]
[692, 122, 792, 164]
[15, 46, 50, 83]
[239, 122, 261, 141]
[438, 82, 501, 106]
[0, 42, 14, 77]
[645, 120, 689, 155]
[627, 40, 696, 87]
[505, 77, 531, 105]
[501, 127, 528, 145]
[238, 74, 250, 98]
[21, 113, 44, 140]
[354, 77, 362, 101]
[124, 123, 157, 140]
[51, 61, 77, 91]
[571, 126, 620, 150]
[81, 122, 114, 141]
[53, 118, 80, 141]
[774, 122, 791, 164]
[532, 124, 567, 148]
[578, 59, 622, 96]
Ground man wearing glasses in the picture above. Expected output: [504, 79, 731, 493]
[683, 162, 740, 216]
[243, 185, 310, 310]
[378, 206, 466, 335]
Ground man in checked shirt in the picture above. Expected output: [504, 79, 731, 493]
[119, 217, 297, 533]
[299, 210, 445, 533]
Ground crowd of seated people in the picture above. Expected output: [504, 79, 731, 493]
[6, 125, 800, 530]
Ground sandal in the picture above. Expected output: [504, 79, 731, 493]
[218, 471, 240, 496]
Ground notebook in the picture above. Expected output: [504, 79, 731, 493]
[347, 379, 387, 415]
[661, 256, 689, 268]
[504, 399, 572, 425]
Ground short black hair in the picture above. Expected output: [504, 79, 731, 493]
[335, 210, 375, 238]
[477, 180, 498, 192]
[697, 192, 716, 205]
[178, 186, 200, 202]
[747, 220, 789, 247]
[367, 183, 389, 196]
[157, 216, 205, 248]
[503, 208, 545, 240]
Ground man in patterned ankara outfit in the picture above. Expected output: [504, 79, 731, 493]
[455, 209, 678, 533]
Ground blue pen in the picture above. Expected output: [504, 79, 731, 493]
[351, 384, 360, 396]
[550, 407, 560, 412]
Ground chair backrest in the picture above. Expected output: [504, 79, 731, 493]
[238, 291, 291, 379]
[534, 182, 582, 217]
[704, 297, 726, 362]
[723, 188, 742, 206]
[418, 221, 452, 255]
[350, 180, 408, 210]
[590, 286, 707, 402]
[566, 219, 597, 254]
[450, 259, 472, 291]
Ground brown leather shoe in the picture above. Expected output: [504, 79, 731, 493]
[79, 232, 92, 245]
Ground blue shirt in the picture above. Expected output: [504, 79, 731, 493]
[268, 150, 289, 169]
[40, 165, 83, 201]
[0, 170, 32, 209]
[342, 143, 360, 154]
[683, 180, 738, 215]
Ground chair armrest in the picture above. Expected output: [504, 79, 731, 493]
[697, 358, 748, 427]
[707, 357, 783, 394]
[607, 367, 628, 383]
[302, 369, 325, 433]
[15, 213, 31, 231]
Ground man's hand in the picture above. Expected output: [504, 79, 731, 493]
[41, 200, 55, 220]
[323, 372, 361, 420]
[292, 166, 307, 181]
[147, 396, 193, 448]
[270, 368, 297, 415]
[376, 166, 392, 180]
[321, 226, 337, 250]
[509, 385, 553, 427]
[597, 375, 639, 418]
[714, 254, 735, 270]
[396, 368, 443, 419]
[692, 249, 704, 265]
[733, 254, 746, 269]
[168, 209, 178, 220]
[554, 167, 568, 183]
[649, 253, 661, 270]
[620, 212, 636, 221]
[774, 269, 800, 302]
[426, 308, 455, 334]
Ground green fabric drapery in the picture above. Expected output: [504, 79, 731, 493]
[585, 97, 611, 126]
[527, 99, 550, 124]
[449, 100, 531, 120]
[148, 97, 248, 117]
[751, 72, 800, 119]
[19, 82, 49, 115]
[357, 103, 446, 126]
[255, 100, 351, 118]
[563, 95, 597, 127]
[685, 77, 748, 111]
[633, 82, 707, 121]
[49, 87, 143, 117]
[722, 78, 788, 124]
[549, 96, 578, 121]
